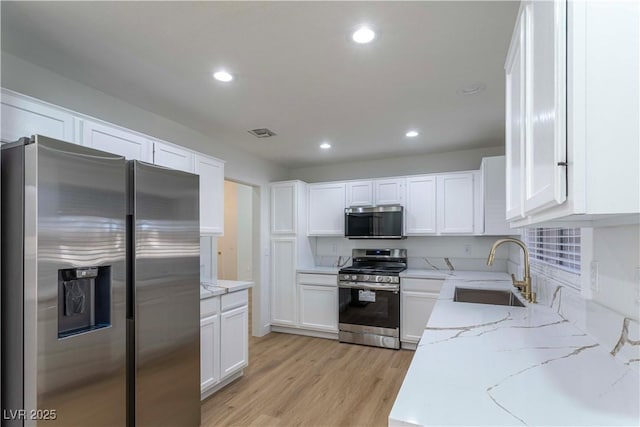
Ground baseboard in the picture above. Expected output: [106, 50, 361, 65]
[271, 325, 338, 340]
[401, 341, 417, 350]
[200, 370, 244, 401]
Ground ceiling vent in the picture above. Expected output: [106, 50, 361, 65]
[248, 128, 277, 138]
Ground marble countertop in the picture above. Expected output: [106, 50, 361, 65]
[389, 272, 640, 426]
[200, 280, 253, 299]
[400, 269, 453, 280]
[296, 266, 340, 274]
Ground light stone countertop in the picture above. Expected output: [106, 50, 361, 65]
[296, 266, 340, 275]
[200, 280, 253, 299]
[400, 269, 453, 280]
[389, 271, 640, 426]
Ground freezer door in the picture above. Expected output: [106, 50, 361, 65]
[129, 161, 200, 427]
[2, 135, 127, 427]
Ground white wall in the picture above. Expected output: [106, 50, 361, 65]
[236, 183, 253, 281]
[1, 52, 287, 336]
[289, 146, 505, 183]
[591, 225, 640, 319]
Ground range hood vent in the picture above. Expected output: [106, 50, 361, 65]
[248, 128, 277, 138]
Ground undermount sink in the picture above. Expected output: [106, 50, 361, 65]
[453, 287, 525, 307]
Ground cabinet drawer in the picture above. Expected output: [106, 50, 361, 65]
[201, 296, 220, 318]
[221, 290, 248, 311]
[402, 278, 444, 293]
[297, 273, 337, 287]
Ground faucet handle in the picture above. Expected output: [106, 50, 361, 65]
[511, 273, 517, 283]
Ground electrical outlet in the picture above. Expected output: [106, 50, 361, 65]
[590, 261, 599, 293]
[464, 244, 472, 255]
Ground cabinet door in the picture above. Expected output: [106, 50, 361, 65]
[270, 238, 297, 326]
[195, 154, 225, 234]
[374, 178, 405, 205]
[401, 291, 438, 343]
[154, 141, 195, 173]
[1, 92, 75, 142]
[271, 182, 297, 234]
[437, 173, 475, 234]
[220, 305, 249, 378]
[298, 285, 338, 332]
[200, 314, 220, 392]
[523, 0, 567, 214]
[505, 7, 526, 220]
[404, 176, 437, 235]
[346, 181, 373, 207]
[308, 183, 346, 235]
[81, 119, 153, 161]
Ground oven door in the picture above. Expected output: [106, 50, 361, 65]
[338, 282, 400, 331]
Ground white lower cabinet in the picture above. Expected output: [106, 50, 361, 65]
[270, 238, 298, 327]
[298, 284, 338, 333]
[400, 278, 443, 346]
[220, 305, 249, 377]
[200, 290, 249, 399]
[200, 312, 220, 392]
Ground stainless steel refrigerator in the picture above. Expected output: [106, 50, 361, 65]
[1, 135, 200, 426]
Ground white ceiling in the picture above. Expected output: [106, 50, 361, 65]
[1, 1, 519, 169]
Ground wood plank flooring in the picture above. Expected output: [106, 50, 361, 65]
[201, 333, 414, 427]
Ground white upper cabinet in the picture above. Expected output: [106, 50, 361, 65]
[374, 178, 405, 205]
[270, 181, 300, 234]
[523, 0, 567, 214]
[308, 182, 345, 236]
[505, 8, 526, 221]
[436, 173, 475, 234]
[81, 119, 153, 162]
[506, 0, 639, 226]
[481, 157, 513, 235]
[195, 154, 225, 235]
[405, 176, 437, 235]
[346, 181, 373, 207]
[154, 141, 195, 173]
[1, 91, 75, 143]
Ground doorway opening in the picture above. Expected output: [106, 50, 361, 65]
[219, 180, 256, 335]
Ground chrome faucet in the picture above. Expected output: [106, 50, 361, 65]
[487, 238, 536, 304]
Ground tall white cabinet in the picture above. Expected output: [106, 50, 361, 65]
[505, 0, 640, 226]
[270, 181, 314, 328]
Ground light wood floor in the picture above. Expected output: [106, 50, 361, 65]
[201, 333, 414, 427]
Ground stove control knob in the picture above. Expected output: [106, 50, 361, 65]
[376, 276, 383, 282]
[351, 275, 358, 281]
[384, 276, 392, 283]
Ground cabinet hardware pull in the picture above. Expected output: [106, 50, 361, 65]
[557, 162, 568, 166]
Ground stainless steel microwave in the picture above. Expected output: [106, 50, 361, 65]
[344, 205, 405, 239]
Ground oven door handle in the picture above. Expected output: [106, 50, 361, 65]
[338, 282, 399, 292]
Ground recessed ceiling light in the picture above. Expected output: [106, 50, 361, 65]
[352, 26, 376, 44]
[320, 142, 331, 149]
[213, 70, 234, 82]
[457, 82, 486, 96]
[405, 130, 419, 138]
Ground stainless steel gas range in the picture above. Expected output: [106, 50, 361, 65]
[338, 249, 407, 349]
